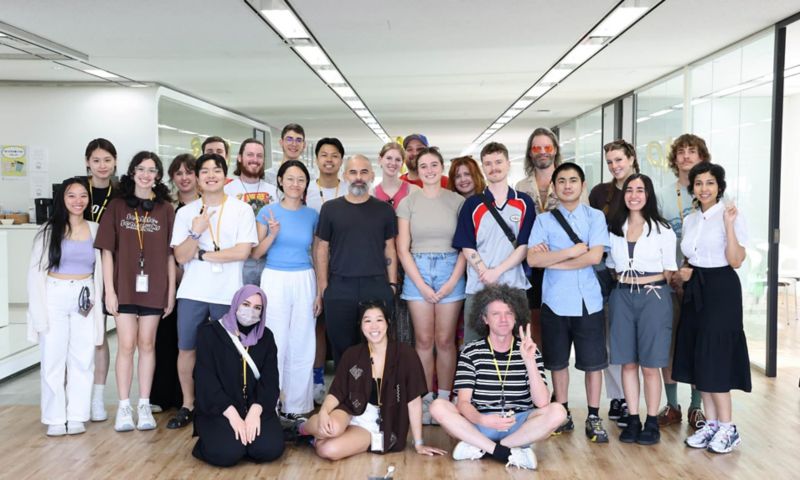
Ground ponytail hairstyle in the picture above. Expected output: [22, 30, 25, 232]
[38, 177, 90, 271]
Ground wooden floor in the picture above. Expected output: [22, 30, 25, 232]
[1, 362, 798, 480]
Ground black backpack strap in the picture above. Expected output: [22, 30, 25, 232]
[550, 208, 583, 245]
[479, 194, 518, 248]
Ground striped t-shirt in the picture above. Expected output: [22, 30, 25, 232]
[454, 338, 546, 414]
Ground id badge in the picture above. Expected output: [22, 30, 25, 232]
[136, 273, 150, 293]
[211, 262, 223, 273]
[370, 431, 384, 453]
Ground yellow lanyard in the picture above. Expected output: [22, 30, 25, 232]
[487, 337, 514, 409]
[134, 209, 150, 271]
[89, 180, 112, 222]
[242, 347, 248, 392]
[317, 179, 340, 204]
[368, 344, 384, 407]
[203, 195, 227, 251]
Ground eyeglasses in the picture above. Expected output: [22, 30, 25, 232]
[530, 145, 555, 154]
[135, 167, 158, 175]
[283, 136, 304, 145]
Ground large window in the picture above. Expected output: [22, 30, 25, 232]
[557, 107, 603, 189]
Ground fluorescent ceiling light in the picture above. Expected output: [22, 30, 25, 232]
[713, 81, 757, 97]
[785, 65, 800, 77]
[540, 67, 572, 85]
[332, 85, 355, 98]
[649, 108, 672, 118]
[346, 99, 365, 109]
[354, 109, 370, 117]
[590, 6, 649, 37]
[295, 45, 329, 66]
[512, 99, 534, 109]
[525, 85, 551, 97]
[128, 83, 148, 88]
[505, 108, 522, 116]
[690, 98, 710, 106]
[561, 43, 604, 66]
[672, 103, 684, 109]
[491, 123, 503, 129]
[317, 68, 344, 84]
[158, 124, 177, 131]
[177, 129, 199, 135]
[83, 68, 119, 79]
[636, 116, 650, 123]
[261, 9, 309, 39]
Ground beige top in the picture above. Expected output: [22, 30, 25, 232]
[396, 188, 464, 253]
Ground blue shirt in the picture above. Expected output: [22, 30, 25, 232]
[528, 204, 609, 316]
[256, 203, 318, 271]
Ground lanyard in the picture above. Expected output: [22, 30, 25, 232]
[89, 180, 112, 222]
[317, 179, 340, 204]
[676, 181, 696, 223]
[487, 337, 514, 410]
[242, 346, 249, 404]
[203, 195, 227, 251]
[368, 344, 384, 408]
[134, 208, 150, 271]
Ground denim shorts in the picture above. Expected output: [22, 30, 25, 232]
[177, 298, 229, 350]
[401, 251, 466, 304]
[476, 410, 531, 441]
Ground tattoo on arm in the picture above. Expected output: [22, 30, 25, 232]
[386, 258, 392, 266]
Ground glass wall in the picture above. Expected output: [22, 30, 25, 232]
[557, 107, 602, 189]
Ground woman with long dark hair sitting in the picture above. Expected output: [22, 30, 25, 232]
[606, 173, 677, 445]
[27, 177, 105, 436]
[95, 151, 176, 432]
[192, 285, 285, 467]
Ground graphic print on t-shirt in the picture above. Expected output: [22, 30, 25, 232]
[120, 212, 162, 233]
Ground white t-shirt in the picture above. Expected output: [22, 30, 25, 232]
[171, 197, 258, 304]
[681, 201, 748, 268]
[223, 177, 278, 216]
[306, 179, 349, 214]
[606, 220, 678, 274]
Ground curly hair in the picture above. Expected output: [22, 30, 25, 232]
[667, 134, 711, 177]
[468, 284, 529, 338]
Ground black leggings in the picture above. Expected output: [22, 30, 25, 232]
[323, 275, 394, 365]
[192, 414, 284, 467]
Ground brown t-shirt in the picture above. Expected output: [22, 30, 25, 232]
[95, 198, 175, 309]
[329, 341, 427, 452]
[588, 181, 622, 223]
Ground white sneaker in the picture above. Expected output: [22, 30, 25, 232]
[707, 425, 741, 454]
[137, 403, 157, 430]
[91, 398, 108, 422]
[46, 424, 67, 437]
[452, 441, 485, 461]
[66, 421, 86, 435]
[114, 405, 135, 432]
[150, 404, 163, 414]
[506, 447, 537, 470]
[313, 383, 326, 405]
[685, 423, 718, 449]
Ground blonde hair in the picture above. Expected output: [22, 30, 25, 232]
[379, 142, 406, 164]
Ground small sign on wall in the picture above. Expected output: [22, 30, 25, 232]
[1, 145, 27, 179]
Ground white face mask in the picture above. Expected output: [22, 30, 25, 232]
[236, 306, 261, 327]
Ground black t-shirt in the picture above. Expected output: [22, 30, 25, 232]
[316, 196, 397, 277]
[83, 180, 117, 223]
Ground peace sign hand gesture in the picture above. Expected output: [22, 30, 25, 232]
[518, 324, 538, 364]
[192, 207, 216, 234]
[266, 208, 280, 238]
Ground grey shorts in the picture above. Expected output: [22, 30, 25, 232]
[177, 298, 229, 350]
[608, 282, 673, 368]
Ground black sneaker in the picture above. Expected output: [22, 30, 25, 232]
[585, 415, 609, 443]
[637, 421, 660, 445]
[608, 398, 624, 420]
[553, 413, 574, 435]
[166, 406, 193, 429]
[616, 401, 630, 428]
[619, 417, 641, 443]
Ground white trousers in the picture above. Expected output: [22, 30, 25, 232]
[260, 268, 316, 414]
[40, 277, 95, 425]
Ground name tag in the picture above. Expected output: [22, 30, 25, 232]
[370, 431, 384, 452]
[135, 273, 149, 293]
[211, 263, 223, 274]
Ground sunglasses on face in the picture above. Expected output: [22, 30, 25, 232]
[530, 145, 555, 154]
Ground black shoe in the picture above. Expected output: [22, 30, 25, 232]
[553, 413, 574, 435]
[166, 407, 193, 429]
[617, 411, 631, 428]
[608, 398, 624, 420]
[637, 421, 660, 445]
[619, 417, 641, 443]
[585, 415, 609, 443]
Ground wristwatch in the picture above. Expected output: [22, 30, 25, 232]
[198, 249, 206, 261]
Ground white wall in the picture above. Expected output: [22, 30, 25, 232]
[0, 84, 158, 214]
[780, 93, 800, 267]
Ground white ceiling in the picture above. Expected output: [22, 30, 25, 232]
[1, 0, 799, 160]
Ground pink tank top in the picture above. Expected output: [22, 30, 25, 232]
[374, 182, 411, 211]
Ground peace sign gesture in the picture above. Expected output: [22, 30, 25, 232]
[518, 324, 538, 363]
[266, 208, 280, 238]
[192, 207, 217, 234]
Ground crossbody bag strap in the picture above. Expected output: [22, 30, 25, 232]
[479, 194, 518, 248]
[550, 209, 583, 245]
[217, 319, 261, 380]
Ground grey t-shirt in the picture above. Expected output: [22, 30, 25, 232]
[396, 188, 464, 254]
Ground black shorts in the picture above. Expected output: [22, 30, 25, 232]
[118, 304, 165, 317]
[540, 303, 608, 372]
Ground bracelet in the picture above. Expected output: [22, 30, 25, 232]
[414, 439, 424, 447]
[188, 229, 201, 240]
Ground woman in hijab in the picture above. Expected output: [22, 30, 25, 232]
[192, 285, 285, 467]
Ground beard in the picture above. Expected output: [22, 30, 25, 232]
[242, 162, 264, 179]
[349, 180, 371, 196]
[533, 153, 554, 169]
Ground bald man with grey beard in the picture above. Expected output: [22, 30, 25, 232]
[314, 155, 398, 364]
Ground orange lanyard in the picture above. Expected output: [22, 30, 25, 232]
[203, 195, 227, 251]
[134, 209, 150, 271]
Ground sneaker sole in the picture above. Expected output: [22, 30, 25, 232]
[619, 436, 638, 444]
[707, 437, 741, 454]
[115, 425, 135, 432]
[587, 435, 609, 443]
[685, 440, 710, 449]
[636, 436, 660, 446]
[91, 414, 108, 422]
[137, 424, 157, 431]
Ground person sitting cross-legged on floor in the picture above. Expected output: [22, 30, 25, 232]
[430, 284, 566, 470]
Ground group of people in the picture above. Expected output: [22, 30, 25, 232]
[26, 123, 751, 470]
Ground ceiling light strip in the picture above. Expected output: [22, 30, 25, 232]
[245, 0, 390, 143]
[469, 0, 665, 146]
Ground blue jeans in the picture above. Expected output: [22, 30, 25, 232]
[401, 252, 465, 304]
[476, 410, 532, 441]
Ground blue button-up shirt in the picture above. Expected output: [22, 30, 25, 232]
[528, 204, 609, 316]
